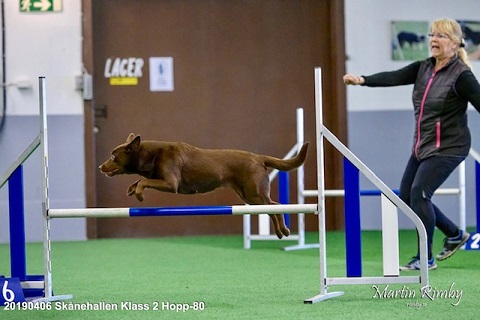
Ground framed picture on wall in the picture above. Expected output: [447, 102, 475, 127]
[391, 21, 429, 61]
[457, 20, 480, 60]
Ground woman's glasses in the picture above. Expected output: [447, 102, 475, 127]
[428, 33, 450, 40]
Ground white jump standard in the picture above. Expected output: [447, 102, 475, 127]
[304, 68, 428, 304]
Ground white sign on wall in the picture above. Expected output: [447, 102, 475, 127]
[149, 57, 174, 92]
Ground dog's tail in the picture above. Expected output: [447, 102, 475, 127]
[263, 142, 309, 171]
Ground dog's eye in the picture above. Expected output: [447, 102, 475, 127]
[111, 155, 116, 161]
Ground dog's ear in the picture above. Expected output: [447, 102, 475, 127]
[125, 135, 141, 154]
[126, 133, 136, 143]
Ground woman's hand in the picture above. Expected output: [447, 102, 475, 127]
[343, 74, 365, 85]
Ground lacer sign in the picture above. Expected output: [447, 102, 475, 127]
[104, 57, 144, 86]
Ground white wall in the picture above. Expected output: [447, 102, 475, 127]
[0, 0, 85, 244]
[4, 0, 83, 115]
[345, 0, 480, 111]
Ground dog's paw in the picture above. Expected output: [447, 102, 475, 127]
[281, 227, 290, 237]
[274, 228, 284, 240]
[135, 192, 144, 202]
[127, 185, 136, 196]
[127, 180, 141, 197]
[273, 226, 290, 239]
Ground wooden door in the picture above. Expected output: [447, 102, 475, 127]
[86, 0, 346, 238]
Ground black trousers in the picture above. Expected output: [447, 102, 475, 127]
[399, 153, 465, 259]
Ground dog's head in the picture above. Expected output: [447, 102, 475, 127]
[99, 133, 141, 177]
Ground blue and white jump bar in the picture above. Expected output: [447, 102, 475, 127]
[48, 204, 319, 219]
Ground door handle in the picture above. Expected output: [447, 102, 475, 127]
[94, 105, 108, 119]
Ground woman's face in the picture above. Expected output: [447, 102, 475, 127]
[429, 30, 456, 61]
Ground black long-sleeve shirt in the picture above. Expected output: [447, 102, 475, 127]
[363, 60, 480, 113]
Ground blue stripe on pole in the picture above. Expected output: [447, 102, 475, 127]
[359, 189, 400, 196]
[344, 157, 362, 277]
[476, 161, 480, 233]
[279, 171, 290, 228]
[129, 206, 233, 217]
[8, 166, 27, 280]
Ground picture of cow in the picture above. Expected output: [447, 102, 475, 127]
[458, 20, 480, 60]
[397, 31, 426, 49]
[391, 21, 429, 61]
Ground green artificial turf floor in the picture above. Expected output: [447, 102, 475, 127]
[1, 230, 479, 319]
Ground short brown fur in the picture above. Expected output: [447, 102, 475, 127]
[99, 133, 309, 239]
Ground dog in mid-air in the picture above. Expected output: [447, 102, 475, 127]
[99, 133, 309, 239]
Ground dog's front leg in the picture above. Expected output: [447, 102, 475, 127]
[127, 179, 146, 201]
[127, 180, 141, 197]
[129, 178, 178, 202]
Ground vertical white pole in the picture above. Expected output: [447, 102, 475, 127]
[243, 214, 251, 249]
[258, 214, 270, 235]
[381, 195, 399, 276]
[458, 161, 466, 232]
[39, 77, 53, 299]
[296, 108, 305, 247]
[306, 67, 342, 303]
[314, 68, 328, 296]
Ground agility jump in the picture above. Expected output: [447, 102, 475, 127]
[2, 69, 433, 304]
[246, 106, 476, 253]
[48, 204, 318, 219]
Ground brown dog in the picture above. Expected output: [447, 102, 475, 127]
[99, 133, 309, 239]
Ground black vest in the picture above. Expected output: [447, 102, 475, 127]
[411, 56, 470, 159]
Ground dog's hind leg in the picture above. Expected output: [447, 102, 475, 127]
[268, 201, 290, 239]
[235, 179, 290, 239]
[256, 177, 291, 238]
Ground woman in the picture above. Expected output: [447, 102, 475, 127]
[344, 18, 480, 270]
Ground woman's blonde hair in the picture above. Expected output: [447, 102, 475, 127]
[431, 18, 472, 70]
